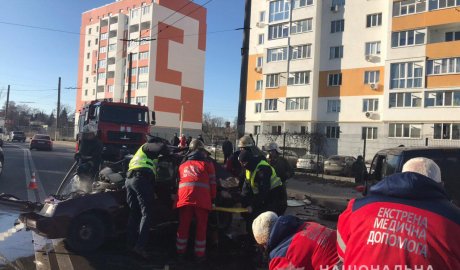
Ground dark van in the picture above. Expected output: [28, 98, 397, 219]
[368, 147, 460, 206]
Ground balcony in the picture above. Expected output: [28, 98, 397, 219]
[426, 40, 460, 58]
[393, 7, 460, 31]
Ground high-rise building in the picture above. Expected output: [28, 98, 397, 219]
[246, 0, 460, 157]
[76, 0, 206, 137]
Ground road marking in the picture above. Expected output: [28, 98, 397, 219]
[8, 144, 75, 270]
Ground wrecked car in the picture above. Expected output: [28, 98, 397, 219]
[0, 151, 240, 252]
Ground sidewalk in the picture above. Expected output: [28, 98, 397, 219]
[53, 140, 76, 148]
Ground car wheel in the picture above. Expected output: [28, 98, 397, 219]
[66, 214, 106, 252]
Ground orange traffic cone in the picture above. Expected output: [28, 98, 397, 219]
[28, 172, 38, 190]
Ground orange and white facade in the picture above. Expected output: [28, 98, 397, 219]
[246, 0, 460, 156]
[77, 0, 206, 137]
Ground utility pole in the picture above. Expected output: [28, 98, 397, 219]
[5, 85, 10, 128]
[127, 52, 133, 104]
[236, 0, 252, 139]
[55, 77, 61, 141]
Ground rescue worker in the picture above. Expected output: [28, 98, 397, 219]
[222, 137, 233, 164]
[225, 135, 265, 179]
[126, 137, 170, 258]
[171, 133, 180, 147]
[178, 134, 187, 149]
[238, 149, 287, 235]
[266, 142, 293, 183]
[197, 134, 204, 143]
[337, 157, 460, 269]
[176, 139, 216, 262]
[252, 212, 339, 270]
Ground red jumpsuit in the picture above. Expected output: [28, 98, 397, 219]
[176, 151, 216, 258]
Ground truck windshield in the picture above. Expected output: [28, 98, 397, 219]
[382, 154, 401, 177]
[100, 106, 148, 125]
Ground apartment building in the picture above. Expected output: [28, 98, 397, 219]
[246, 0, 460, 157]
[76, 0, 206, 137]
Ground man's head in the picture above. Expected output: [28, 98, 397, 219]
[189, 138, 205, 152]
[252, 211, 279, 247]
[357, 155, 363, 161]
[238, 135, 254, 149]
[238, 149, 257, 171]
[267, 142, 280, 156]
[402, 157, 442, 183]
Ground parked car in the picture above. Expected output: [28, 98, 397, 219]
[30, 134, 53, 151]
[368, 147, 460, 206]
[324, 155, 356, 176]
[9, 131, 26, 142]
[296, 154, 324, 172]
[0, 146, 4, 177]
[281, 150, 299, 169]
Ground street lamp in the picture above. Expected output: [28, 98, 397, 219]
[179, 101, 190, 136]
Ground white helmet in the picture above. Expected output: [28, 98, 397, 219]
[267, 142, 281, 153]
[238, 135, 254, 148]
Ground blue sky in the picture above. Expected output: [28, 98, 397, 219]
[0, 0, 244, 121]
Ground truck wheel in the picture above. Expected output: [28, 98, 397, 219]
[66, 213, 106, 252]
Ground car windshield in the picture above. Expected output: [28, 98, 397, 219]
[382, 154, 401, 177]
[329, 156, 342, 161]
[34, 135, 50, 140]
[301, 154, 317, 159]
[100, 105, 148, 125]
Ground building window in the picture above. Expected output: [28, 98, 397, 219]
[256, 57, 263, 67]
[95, 38, 99, 45]
[326, 126, 340, 139]
[266, 74, 280, 88]
[366, 13, 382, 28]
[98, 59, 106, 68]
[393, 0, 426, 16]
[363, 99, 379, 112]
[268, 23, 289, 40]
[142, 5, 150, 15]
[131, 53, 138, 61]
[254, 125, 261, 135]
[131, 68, 137, 75]
[85, 89, 88, 96]
[300, 126, 307, 134]
[255, 103, 262, 113]
[138, 66, 149, 74]
[108, 85, 114, 92]
[434, 123, 460, 140]
[365, 41, 381, 55]
[130, 83, 137, 90]
[108, 43, 117, 51]
[85, 77, 89, 84]
[271, 126, 282, 135]
[445, 31, 460, 42]
[138, 82, 148, 88]
[88, 28, 92, 34]
[265, 98, 278, 111]
[256, 80, 264, 91]
[139, 52, 149, 60]
[331, 19, 345, 33]
[429, 0, 460, 11]
[390, 62, 423, 89]
[364, 71, 380, 84]
[288, 71, 310, 85]
[87, 40, 91, 47]
[327, 100, 341, 112]
[286, 97, 308, 110]
[92, 89, 95, 95]
[427, 58, 460, 75]
[425, 91, 460, 107]
[329, 46, 343, 59]
[328, 73, 342, 86]
[136, 96, 147, 104]
[291, 18, 312, 34]
[100, 33, 108, 40]
[269, 0, 290, 23]
[259, 11, 266, 22]
[290, 44, 311, 60]
[98, 72, 106, 79]
[86, 65, 89, 71]
[389, 123, 422, 138]
[99, 46, 107, 53]
[87, 53, 90, 59]
[332, 0, 345, 6]
[131, 9, 139, 18]
[391, 29, 426, 47]
[389, 92, 422, 108]
[258, 34, 265, 45]
[292, 0, 313, 9]
[362, 127, 378, 140]
[267, 47, 288, 63]
[140, 39, 149, 45]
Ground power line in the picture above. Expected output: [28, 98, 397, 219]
[0, 20, 99, 38]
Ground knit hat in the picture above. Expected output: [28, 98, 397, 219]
[402, 157, 442, 183]
[252, 211, 279, 246]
